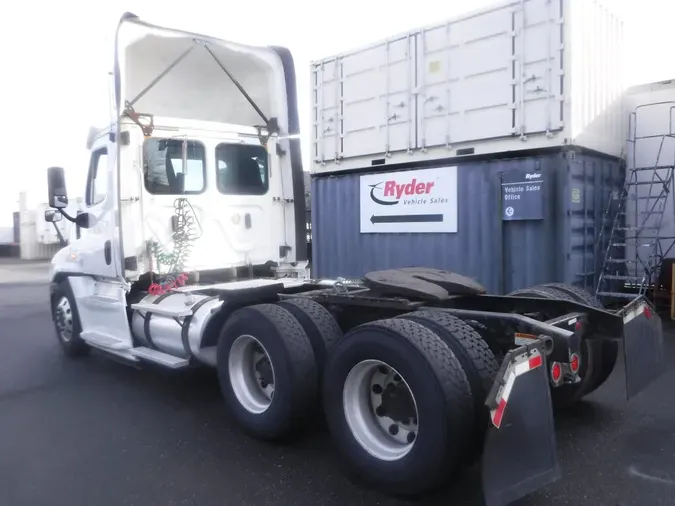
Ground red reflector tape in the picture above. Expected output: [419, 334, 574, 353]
[529, 354, 543, 370]
[490, 350, 544, 429]
[644, 306, 652, 319]
[492, 398, 508, 429]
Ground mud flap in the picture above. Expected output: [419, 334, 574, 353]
[621, 299, 665, 399]
[482, 349, 560, 506]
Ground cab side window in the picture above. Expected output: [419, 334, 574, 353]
[86, 147, 108, 206]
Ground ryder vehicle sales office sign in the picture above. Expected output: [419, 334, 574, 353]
[360, 167, 458, 234]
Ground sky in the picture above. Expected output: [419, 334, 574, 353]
[1, 0, 674, 226]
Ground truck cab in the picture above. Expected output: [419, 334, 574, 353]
[45, 13, 307, 365]
[47, 12, 306, 284]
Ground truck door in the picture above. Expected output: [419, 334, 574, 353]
[76, 134, 121, 279]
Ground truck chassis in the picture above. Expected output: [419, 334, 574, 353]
[49, 267, 665, 506]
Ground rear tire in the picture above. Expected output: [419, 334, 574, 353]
[217, 304, 318, 440]
[51, 280, 90, 357]
[540, 283, 618, 396]
[507, 285, 603, 408]
[323, 318, 473, 496]
[277, 297, 342, 375]
[398, 310, 498, 460]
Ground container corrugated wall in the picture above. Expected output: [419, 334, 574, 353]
[311, 152, 624, 294]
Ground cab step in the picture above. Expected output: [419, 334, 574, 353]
[80, 330, 129, 350]
[129, 347, 190, 369]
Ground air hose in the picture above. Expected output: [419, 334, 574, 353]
[149, 197, 202, 295]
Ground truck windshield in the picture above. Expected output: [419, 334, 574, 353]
[216, 143, 268, 196]
[143, 138, 206, 195]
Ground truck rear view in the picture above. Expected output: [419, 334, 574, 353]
[43, 6, 665, 506]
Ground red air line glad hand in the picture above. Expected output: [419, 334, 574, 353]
[148, 273, 189, 296]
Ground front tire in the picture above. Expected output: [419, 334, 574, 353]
[217, 304, 318, 440]
[51, 280, 89, 357]
[323, 318, 473, 496]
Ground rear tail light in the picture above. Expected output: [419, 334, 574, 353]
[569, 353, 581, 374]
[550, 362, 563, 386]
[643, 306, 652, 319]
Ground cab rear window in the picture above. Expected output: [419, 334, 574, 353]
[143, 138, 206, 195]
[216, 143, 269, 196]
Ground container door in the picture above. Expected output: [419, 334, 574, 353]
[417, 0, 563, 149]
[312, 35, 416, 163]
[417, 4, 519, 148]
[513, 0, 564, 137]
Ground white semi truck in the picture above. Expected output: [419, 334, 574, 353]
[43, 12, 665, 506]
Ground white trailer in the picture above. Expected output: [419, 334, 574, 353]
[310, 0, 625, 174]
[43, 13, 664, 506]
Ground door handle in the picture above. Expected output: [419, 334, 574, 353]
[104, 240, 112, 265]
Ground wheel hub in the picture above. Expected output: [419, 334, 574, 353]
[228, 335, 276, 414]
[55, 296, 73, 342]
[343, 360, 419, 461]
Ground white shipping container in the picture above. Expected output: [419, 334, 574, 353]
[310, 0, 625, 174]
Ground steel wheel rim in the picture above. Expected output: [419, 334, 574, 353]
[343, 359, 419, 461]
[55, 296, 74, 343]
[228, 334, 275, 414]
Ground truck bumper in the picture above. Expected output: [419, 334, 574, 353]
[481, 297, 665, 506]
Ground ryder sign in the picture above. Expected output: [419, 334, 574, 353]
[360, 166, 458, 233]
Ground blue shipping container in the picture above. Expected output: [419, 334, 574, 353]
[310, 151, 624, 294]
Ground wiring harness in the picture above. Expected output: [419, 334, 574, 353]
[149, 197, 202, 295]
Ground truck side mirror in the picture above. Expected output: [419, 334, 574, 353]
[75, 212, 95, 229]
[44, 209, 63, 223]
[47, 167, 69, 209]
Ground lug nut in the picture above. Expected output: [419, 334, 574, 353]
[260, 381, 268, 389]
[407, 432, 416, 443]
[375, 406, 387, 417]
[372, 384, 383, 394]
[388, 424, 399, 435]
[378, 365, 389, 375]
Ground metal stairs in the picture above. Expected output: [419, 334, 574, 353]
[597, 128, 675, 301]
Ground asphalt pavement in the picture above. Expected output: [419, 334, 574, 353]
[1, 266, 674, 506]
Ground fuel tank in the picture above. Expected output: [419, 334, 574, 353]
[130, 291, 223, 365]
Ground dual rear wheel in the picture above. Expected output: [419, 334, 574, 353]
[506, 283, 619, 407]
[217, 299, 498, 496]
